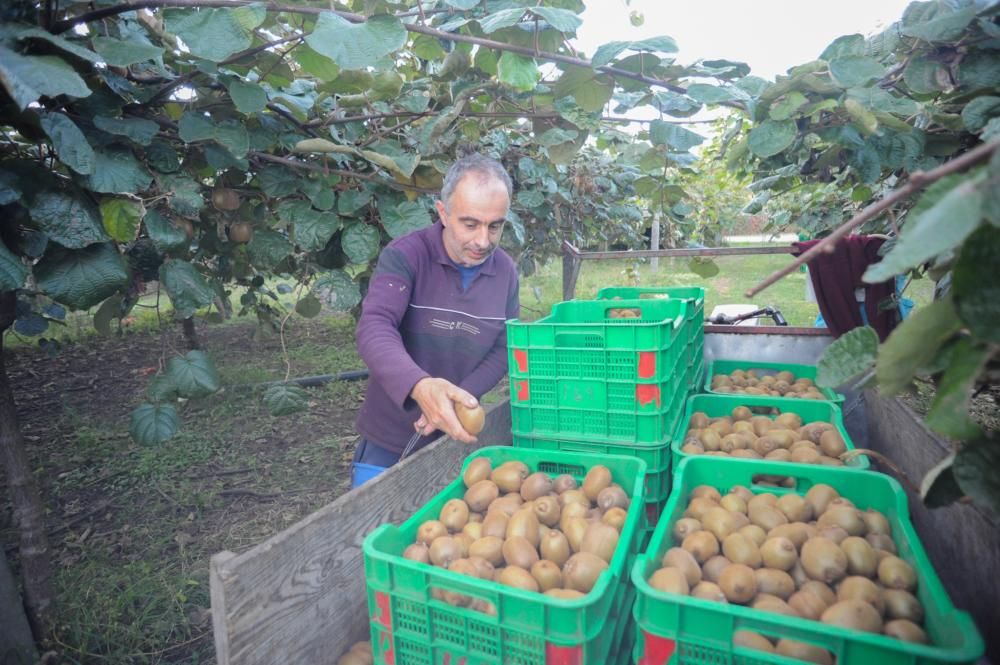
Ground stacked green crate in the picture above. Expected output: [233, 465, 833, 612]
[507, 299, 690, 535]
[363, 447, 647, 665]
[595, 286, 705, 394]
[631, 457, 984, 665]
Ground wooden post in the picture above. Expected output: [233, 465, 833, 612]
[650, 213, 660, 272]
[210, 402, 512, 665]
[561, 241, 582, 301]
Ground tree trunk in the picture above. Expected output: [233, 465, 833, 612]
[0, 290, 54, 641]
[181, 316, 200, 350]
[0, 549, 37, 663]
[650, 213, 660, 272]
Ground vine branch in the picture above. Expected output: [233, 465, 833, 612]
[745, 140, 1000, 298]
[249, 152, 439, 194]
[50, 0, 698, 97]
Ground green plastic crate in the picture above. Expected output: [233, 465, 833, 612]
[671, 394, 869, 471]
[631, 457, 984, 665]
[510, 356, 688, 444]
[596, 286, 705, 346]
[364, 446, 648, 665]
[705, 359, 844, 403]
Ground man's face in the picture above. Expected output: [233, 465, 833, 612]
[436, 174, 509, 267]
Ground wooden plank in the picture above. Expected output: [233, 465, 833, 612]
[210, 402, 512, 665]
[864, 390, 999, 663]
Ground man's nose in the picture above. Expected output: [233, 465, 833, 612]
[474, 225, 490, 246]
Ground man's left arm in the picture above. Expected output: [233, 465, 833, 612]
[459, 273, 519, 398]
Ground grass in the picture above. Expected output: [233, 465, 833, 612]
[519, 254, 935, 325]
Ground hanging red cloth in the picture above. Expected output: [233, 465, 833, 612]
[792, 235, 898, 341]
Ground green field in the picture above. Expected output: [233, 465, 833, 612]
[519, 253, 935, 326]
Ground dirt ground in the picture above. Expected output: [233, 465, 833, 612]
[2, 316, 367, 663]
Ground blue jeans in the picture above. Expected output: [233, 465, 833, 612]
[350, 438, 401, 488]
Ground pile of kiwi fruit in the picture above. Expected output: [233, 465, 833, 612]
[711, 369, 827, 400]
[679, 406, 849, 466]
[401, 457, 633, 614]
[646, 482, 929, 664]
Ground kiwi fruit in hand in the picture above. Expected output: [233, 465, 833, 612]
[455, 402, 485, 435]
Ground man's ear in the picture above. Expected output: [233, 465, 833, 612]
[435, 199, 447, 222]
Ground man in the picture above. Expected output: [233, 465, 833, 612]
[352, 154, 519, 486]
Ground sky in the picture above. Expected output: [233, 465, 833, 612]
[574, 0, 914, 81]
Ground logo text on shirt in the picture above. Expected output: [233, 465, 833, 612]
[430, 318, 480, 335]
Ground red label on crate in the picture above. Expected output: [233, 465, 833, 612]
[513, 349, 528, 372]
[638, 351, 656, 378]
[379, 631, 396, 665]
[636, 384, 661, 407]
[442, 655, 468, 665]
[517, 380, 530, 401]
[373, 591, 392, 628]
[545, 643, 582, 665]
[639, 632, 676, 665]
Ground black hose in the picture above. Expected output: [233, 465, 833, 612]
[232, 369, 369, 391]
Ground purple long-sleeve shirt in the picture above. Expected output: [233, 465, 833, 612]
[355, 221, 519, 454]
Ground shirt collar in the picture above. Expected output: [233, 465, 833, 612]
[430, 220, 497, 276]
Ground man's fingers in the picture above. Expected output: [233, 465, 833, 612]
[447, 386, 478, 409]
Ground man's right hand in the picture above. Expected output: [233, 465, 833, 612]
[410, 377, 479, 444]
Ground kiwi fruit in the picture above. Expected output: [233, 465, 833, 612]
[719, 494, 748, 514]
[489, 494, 523, 518]
[752, 595, 799, 617]
[760, 537, 797, 571]
[866, 533, 897, 554]
[559, 502, 588, 531]
[417, 520, 449, 545]
[563, 552, 608, 593]
[582, 465, 612, 501]
[746, 492, 777, 511]
[520, 472, 554, 501]
[775, 639, 833, 664]
[501, 535, 539, 569]
[429, 536, 462, 567]
[691, 581, 728, 603]
[439, 499, 470, 532]
[790, 448, 822, 464]
[467, 555, 495, 580]
[690, 412, 711, 429]
[789, 589, 830, 620]
[820, 599, 883, 633]
[804, 484, 840, 516]
[690, 485, 723, 502]
[452, 532, 473, 557]
[750, 416, 774, 436]
[861, 509, 891, 536]
[738, 524, 768, 547]
[560, 489, 590, 508]
[699, 429, 723, 451]
[774, 413, 803, 430]
[403, 542, 430, 564]
[719, 563, 758, 603]
[702, 555, 731, 583]
[492, 463, 528, 493]
[817, 525, 849, 545]
[498, 566, 539, 592]
[682, 530, 720, 564]
[580, 522, 619, 563]
[878, 556, 917, 591]
[703, 507, 741, 541]
[801, 537, 848, 584]
[838, 576, 886, 614]
[506, 509, 541, 547]
[468, 536, 504, 567]
[884, 619, 929, 643]
[755, 568, 796, 600]
[748, 503, 789, 532]
[686, 497, 720, 521]
[530, 559, 563, 591]
[602, 507, 627, 531]
[462, 521, 483, 541]
[883, 589, 924, 623]
[553, 474, 577, 494]
[539, 529, 572, 567]
[672, 517, 702, 543]
[481, 512, 508, 539]
[464, 480, 499, 513]
[545, 588, 584, 600]
[818, 505, 866, 536]
[840, 536, 878, 578]
[733, 630, 774, 653]
[722, 533, 763, 569]
[765, 449, 792, 462]
[662, 547, 702, 587]
[597, 485, 630, 511]
[648, 566, 690, 595]
[532, 495, 561, 527]
[768, 523, 810, 549]
[455, 403, 485, 435]
[562, 517, 589, 553]
[463, 458, 492, 488]
[819, 429, 847, 457]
